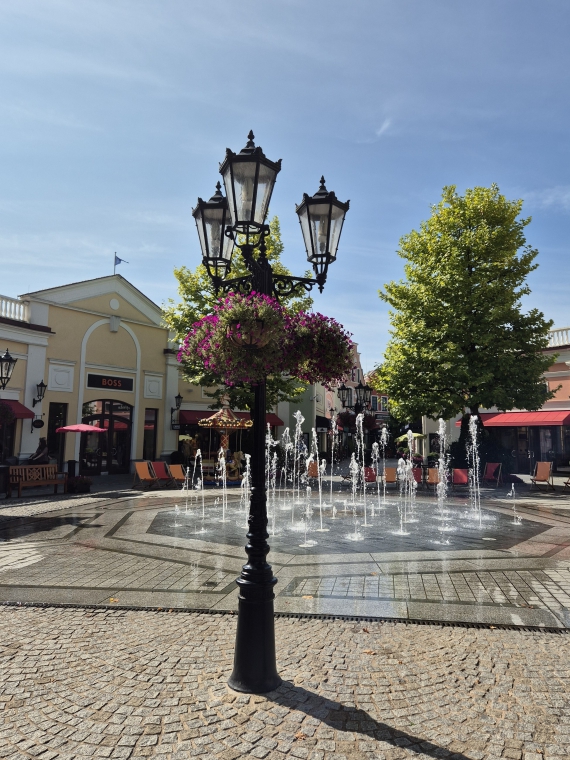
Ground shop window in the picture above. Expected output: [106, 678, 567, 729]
[47, 402, 68, 469]
[0, 420, 16, 462]
[143, 409, 158, 461]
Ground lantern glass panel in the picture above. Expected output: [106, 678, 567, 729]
[255, 162, 278, 224]
[327, 203, 347, 262]
[297, 205, 311, 260]
[225, 161, 256, 226]
[308, 202, 331, 261]
[195, 213, 208, 259]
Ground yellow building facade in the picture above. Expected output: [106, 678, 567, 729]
[0, 275, 184, 474]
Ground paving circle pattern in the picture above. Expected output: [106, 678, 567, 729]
[0, 490, 570, 628]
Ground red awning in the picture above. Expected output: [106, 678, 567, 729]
[0, 399, 34, 419]
[455, 411, 570, 427]
[179, 410, 283, 426]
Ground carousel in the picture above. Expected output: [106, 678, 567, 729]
[198, 406, 253, 480]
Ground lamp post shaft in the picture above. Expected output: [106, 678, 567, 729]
[228, 380, 281, 693]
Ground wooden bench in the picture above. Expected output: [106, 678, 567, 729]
[8, 465, 68, 498]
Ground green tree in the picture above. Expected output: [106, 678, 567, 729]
[373, 185, 555, 426]
[163, 216, 313, 411]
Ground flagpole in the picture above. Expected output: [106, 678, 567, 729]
[114, 252, 116, 276]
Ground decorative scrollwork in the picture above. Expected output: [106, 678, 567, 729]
[218, 276, 254, 296]
[272, 275, 317, 300]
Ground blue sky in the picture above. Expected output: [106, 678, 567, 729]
[1, 0, 569, 370]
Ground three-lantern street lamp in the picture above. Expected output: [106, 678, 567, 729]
[192, 132, 349, 693]
[338, 380, 373, 416]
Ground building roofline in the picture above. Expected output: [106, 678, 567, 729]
[19, 275, 161, 312]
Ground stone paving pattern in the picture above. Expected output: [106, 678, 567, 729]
[2, 494, 570, 626]
[1, 606, 569, 759]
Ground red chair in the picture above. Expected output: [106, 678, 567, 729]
[482, 462, 502, 488]
[452, 468, 469, 489]
[412, 467, 423, 488]
[150, 461, 175, 488]
[364, 467, 377, 483]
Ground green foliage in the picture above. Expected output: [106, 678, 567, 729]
[373, 184, 555, 421]
[163, 216, 313, 412]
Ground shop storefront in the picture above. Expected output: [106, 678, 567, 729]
[464, 412, 570, 473]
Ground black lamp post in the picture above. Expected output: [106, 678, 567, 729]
[193, 132, 349, 693]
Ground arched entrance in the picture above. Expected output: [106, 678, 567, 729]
[80, 400, 133, 475]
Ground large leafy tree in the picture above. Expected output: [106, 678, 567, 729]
[163, 216, 313, 411]
[373, 185, 555, 424]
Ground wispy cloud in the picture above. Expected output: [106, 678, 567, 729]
[375, 118, 392, 138]
[525, 186, 570, 213]
[1, 102, 100, 131]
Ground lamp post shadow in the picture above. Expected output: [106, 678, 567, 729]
[262, 681, 473, 760]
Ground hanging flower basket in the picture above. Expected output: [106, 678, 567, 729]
[178, 293, 354, 387]
[288, 312, 353, 385]
[179, 292, 289, 385]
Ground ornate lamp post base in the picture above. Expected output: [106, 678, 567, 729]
[228, 576, 281, 693]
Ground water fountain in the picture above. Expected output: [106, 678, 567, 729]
[468, 416, 483, 527]
[380, 425, 389, 505]
[216, 448, 229, 522]
[435, 418, 452, 542]
[159, 408, 536, 556]
[355, 413, 370, 526]
[507, 483, 522, 525]
[240, 453, 252, 528]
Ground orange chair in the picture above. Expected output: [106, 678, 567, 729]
[133, 461, 159, 490]
[452, 468, 469, 489]
[364, 467, 377, 483]
[168, 463, 188, 486]
[150, 461, 175, 488]
[412, 467, 423, 488]
[426, 468, 440, 492]
[482, 462, 502, 488]
[530, 461, 554, 492]
[307, 461, 319, 479]
[384, 467, 398, 488]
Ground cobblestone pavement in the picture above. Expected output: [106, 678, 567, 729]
[1, 606, 569, 760]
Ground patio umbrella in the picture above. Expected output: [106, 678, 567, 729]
[56, 424, 106, 433]
[394, 432, 426, 443]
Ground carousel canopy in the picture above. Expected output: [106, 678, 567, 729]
[197, 407, 253, 430]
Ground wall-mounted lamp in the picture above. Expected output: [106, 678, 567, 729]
[0, 349, 17, 391]
[32, 380, 47, 407]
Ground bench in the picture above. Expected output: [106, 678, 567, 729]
[8, 465, 68, 498]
